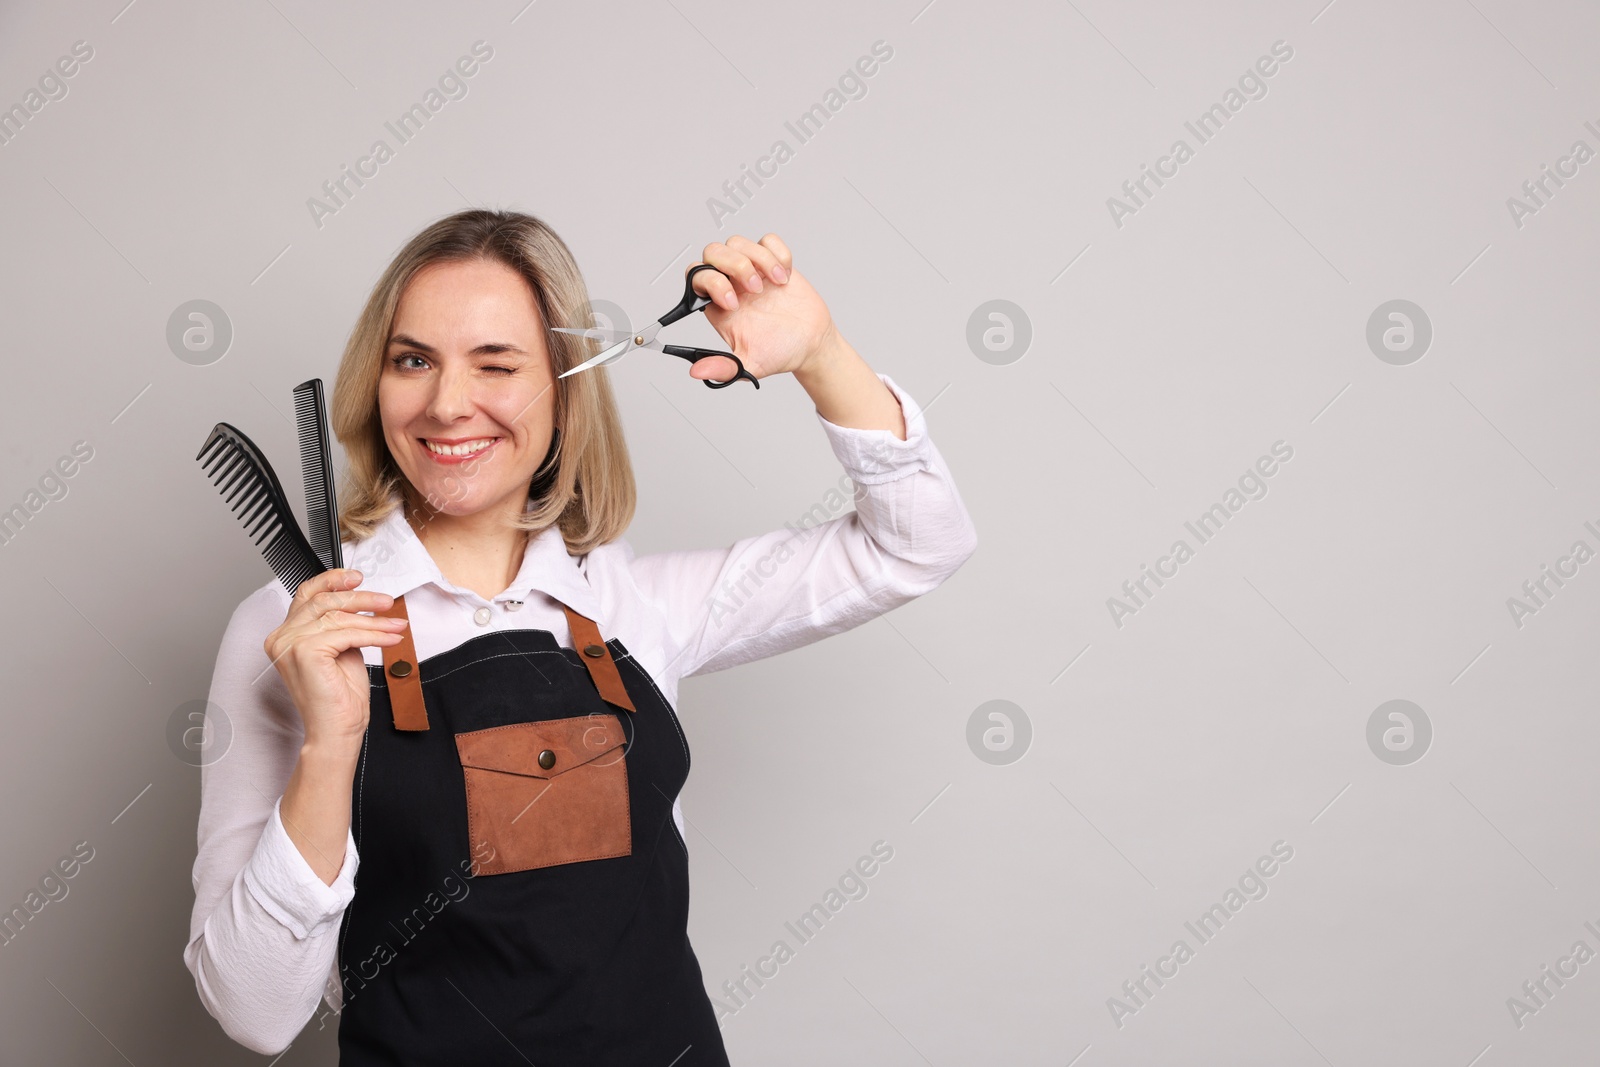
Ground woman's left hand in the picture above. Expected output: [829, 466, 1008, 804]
[685, 234, 839, 385]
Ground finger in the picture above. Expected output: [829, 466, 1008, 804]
[317, 609, 409, 632]
[294, 568, 360, 606]
[267, 618, 404, 666]
[687, 355, 743, 383]
[757, 234, 793, 281]
[290, 569, 362, 622]
[698, 242, 761, 298]
[307, 588, 396, 619]
[320, 626, 408, 651]
[282, 609, 402, 647]
[689, 259, 741, 310]
[729, 234, 788, 286]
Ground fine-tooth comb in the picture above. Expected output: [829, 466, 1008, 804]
[195, 422, 327, 597]
[292, 377, 343, 571]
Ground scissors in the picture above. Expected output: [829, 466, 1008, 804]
[553, 264, 760, 390]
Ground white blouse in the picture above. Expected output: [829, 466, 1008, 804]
[183, 372, 978, 1054]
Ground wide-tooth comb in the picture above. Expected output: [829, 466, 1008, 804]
[196, 422, 326, 596]
[292, 378, 343, 571]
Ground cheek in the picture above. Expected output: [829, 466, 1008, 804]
[486, 391, 541, 436]
[377, 406, 421, 463]
[377, 380, 418, 435]
[505, 374, 556, 419]
[376, 400, 401, 446]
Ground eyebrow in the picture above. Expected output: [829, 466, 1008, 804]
[387, 334, 529, 356]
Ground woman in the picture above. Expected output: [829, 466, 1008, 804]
[184, 210, 977, 1064]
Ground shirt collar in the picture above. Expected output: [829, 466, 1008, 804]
[345, 491, 602, 621]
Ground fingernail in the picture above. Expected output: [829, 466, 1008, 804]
[724, 290, 739, 309]
[772, 265, 787, 283]
[747, 273, 763, 292]
[350, 570, 363, 581]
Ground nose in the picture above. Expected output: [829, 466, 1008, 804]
[424, 362, 475, 425]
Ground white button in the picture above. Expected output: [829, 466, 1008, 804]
[503, 600, 523, 612]
[473, 606, 492, 626]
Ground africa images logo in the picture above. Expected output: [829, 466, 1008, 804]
[306, 41, 494, 229]
[1107, 840, 1295, 1029]
[1105, 441, 1294, 628]
[1105, 40, 1295, 229]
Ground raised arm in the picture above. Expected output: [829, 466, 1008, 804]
[621, 234, 977, 680]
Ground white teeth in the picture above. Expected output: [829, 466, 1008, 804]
[424, 438, 495, 456]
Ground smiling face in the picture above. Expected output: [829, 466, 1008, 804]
[378, 256, 557, 520]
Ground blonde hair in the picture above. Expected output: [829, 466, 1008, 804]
[331, 209, 635, 555]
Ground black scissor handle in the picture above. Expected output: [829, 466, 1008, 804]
[659, 263, 759, 389]
[659, 263, 724, 328]
[662, 345, 760, 389]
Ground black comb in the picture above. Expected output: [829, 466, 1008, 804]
[292, 378, 344, 571]
[196, 422, 327, 597]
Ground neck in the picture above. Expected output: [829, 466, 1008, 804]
[402, 488, 531, 600]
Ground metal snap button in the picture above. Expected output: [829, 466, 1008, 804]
[473, 606, 492, 626]
[389, 660, 413, 678]
[537, 749, 556, 770]
[583, 643, 605, 658]
[503, 600, 522, 611]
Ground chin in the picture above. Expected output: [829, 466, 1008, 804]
[411, 478, 526, 517]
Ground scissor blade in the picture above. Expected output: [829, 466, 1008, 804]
[559, 337, 631, 378]
[552, 326, 630, 342]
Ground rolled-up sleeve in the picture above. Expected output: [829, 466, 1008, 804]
[183, 581, 356, 1055]
[242, 798, 358, 939]
[624, 372, 978, 679]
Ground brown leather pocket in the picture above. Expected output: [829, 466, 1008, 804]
[454, 714, 631, 876]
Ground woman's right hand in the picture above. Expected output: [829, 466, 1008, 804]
[264, 568, 409, 751]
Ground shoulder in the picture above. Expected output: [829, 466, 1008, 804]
[573, 535, 686, 693]
[237, 576, 292, 626]
[577, 534, 675, 632]
[215, 577, 292, 660]
[576, 535, 643, 605]
[581, 536, 638, 572]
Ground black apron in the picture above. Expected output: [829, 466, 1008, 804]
[335, 592, 730, 1066]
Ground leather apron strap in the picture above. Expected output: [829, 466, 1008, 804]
[561, 603, 637, 714]
[372, 593, 637, 731]
[373, 594, 428, 731]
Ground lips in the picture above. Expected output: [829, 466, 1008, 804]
[423, 437, 497, 456]
[419, 436, 501, 464]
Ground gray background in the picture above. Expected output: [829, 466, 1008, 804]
[0, 0, 1595, 1063]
